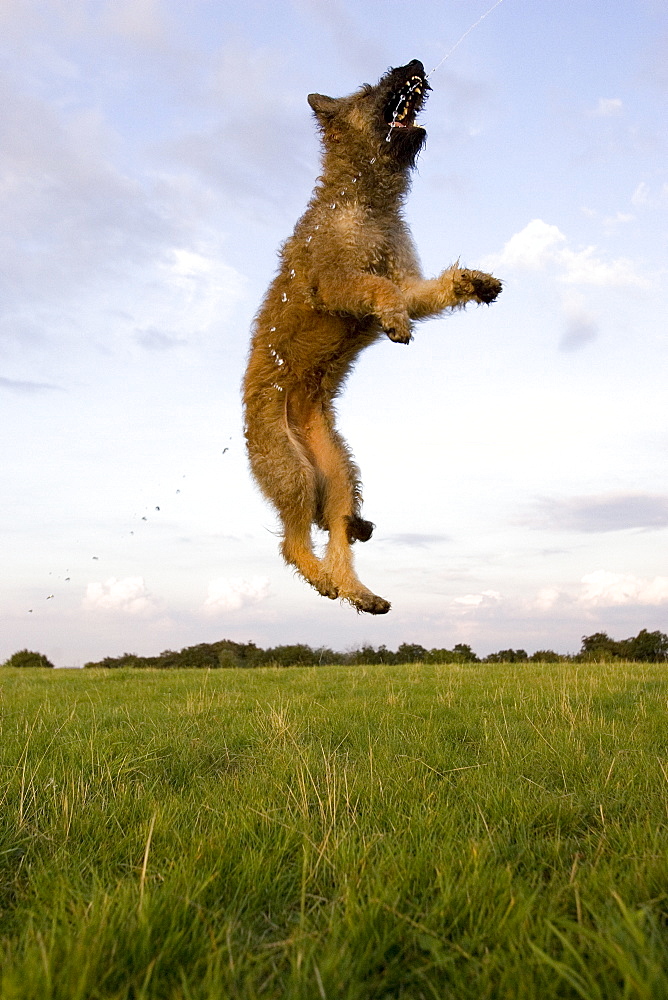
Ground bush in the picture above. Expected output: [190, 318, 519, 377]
[3, 649, 55, 669]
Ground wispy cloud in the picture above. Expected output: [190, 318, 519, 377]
[133, 328, 186, 351]
[289, 0, 384, 74]
[589, 97, 623, 117]
[530, 493, 668, 533]
[0, 376, 62, 393]
[100, 0, 170, 47]
[559, 295, 599, 351]
[631, 182, 668, 209]
[380, 532, 451, 548]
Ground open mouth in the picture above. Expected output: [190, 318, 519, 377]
[384, 72, 430, 131]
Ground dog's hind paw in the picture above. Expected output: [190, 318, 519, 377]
[345, 591, 391, 614]
[346, 515, 375, 543]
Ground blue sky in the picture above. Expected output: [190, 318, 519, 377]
[1, 0, 667, 666]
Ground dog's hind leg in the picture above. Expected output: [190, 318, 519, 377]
[278, 467, 336, 601]
[247, 396, 337, 599]
[303, 406, 390, 615]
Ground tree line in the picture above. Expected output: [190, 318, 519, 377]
[3, 629, 667, 669]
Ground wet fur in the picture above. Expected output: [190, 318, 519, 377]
[243, 60, 501, 614]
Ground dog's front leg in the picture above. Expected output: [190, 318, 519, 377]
[314, 271, 412, 343]
[403, 267, 502, 320]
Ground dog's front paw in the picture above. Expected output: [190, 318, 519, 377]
[456, 269, 502, 304]
[472, 271, 502, 303]
[380, 309, 412, 343]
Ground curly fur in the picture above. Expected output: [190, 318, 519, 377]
[243, 59, 501, 614]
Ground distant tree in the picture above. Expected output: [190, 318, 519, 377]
[349, 644, 386, 665]
[619, 629, 668, 663]
[425, 648, 452, 664]
[396, 643, 428, 664]
[217, 647, 242, 668]
[452, 643, 479, 663]
[577, 629, 668, 662]
[3, 649, 55, 668]
[485, 649, 528, 663]
[579, 632, 622, 661]
[84, 652, 145, 669]
[529, 650, 563, 663]
[264, 644, 319, 667]
[176, 643, 221, 669]
[313, 647, 345, 665]
[425, 644, 479, 664]
[223, 642, 257, 667]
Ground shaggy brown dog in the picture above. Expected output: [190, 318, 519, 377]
[243, 59, 501, 614]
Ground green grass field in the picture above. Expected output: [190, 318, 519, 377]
[2, 661, 668, 999]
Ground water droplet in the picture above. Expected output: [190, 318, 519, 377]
[352, 177, 357, 183]
[290, 269, 296, 278]
[330, 203, 337, 209]
[306, 235, 312, 243]
[314, 225, 320, 230]
[281, 292, 288, 302]
[370, 157, 376, 164]
[270, 326, 276, 332]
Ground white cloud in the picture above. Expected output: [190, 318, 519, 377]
[590, 97, 623, 117]
[487, 219, 649, 288]
[204, 576, 271, 613]
[489, 219, 566, 270]
[454, 589, 502, 607]
[83, 576, 157, 615]
[558, 245, 647, 287]
[534, 587, 561, 611]
[580, 570, 668, 607]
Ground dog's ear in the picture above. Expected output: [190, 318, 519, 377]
[307, 93, 340, 121]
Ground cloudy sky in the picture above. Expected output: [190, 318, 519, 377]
[2, 0, 667, 666]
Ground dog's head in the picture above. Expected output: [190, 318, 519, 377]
[308, 59, 430, 170]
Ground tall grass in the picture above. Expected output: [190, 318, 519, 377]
[2, 661, 668, 998]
